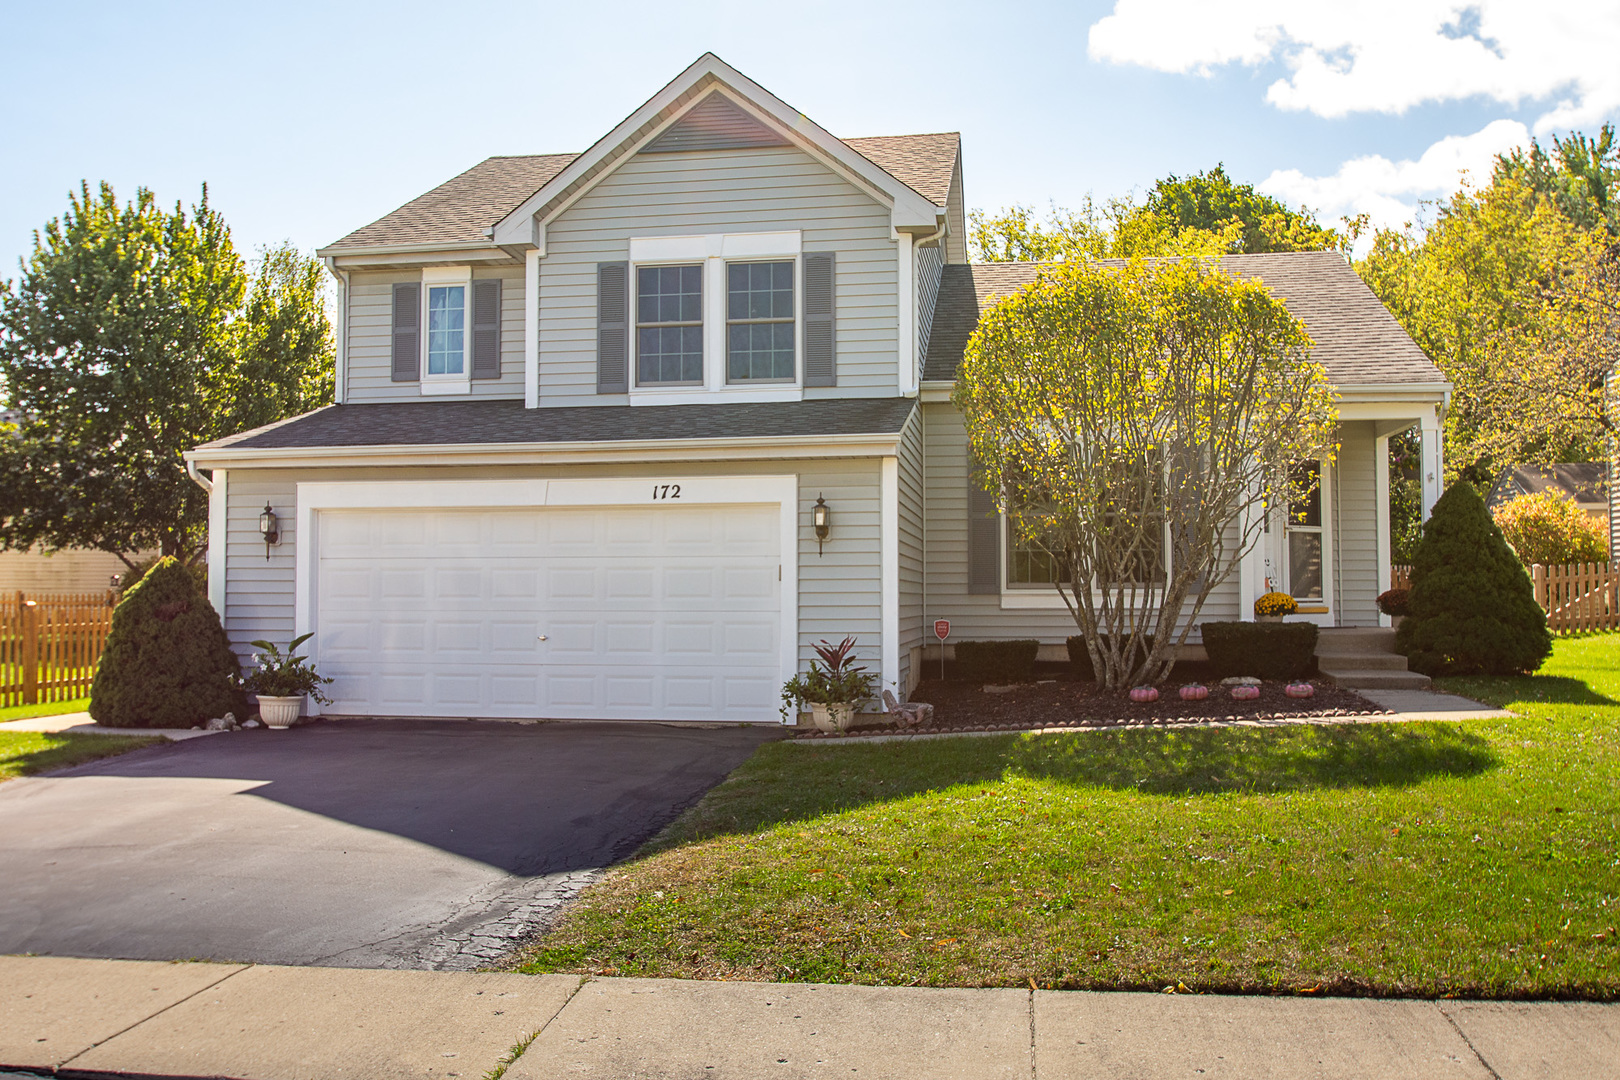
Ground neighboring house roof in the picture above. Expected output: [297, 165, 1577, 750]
[923, 252, 1449, 388]
[198, 398, 917, 453]
[1487, 462, 1609, 510]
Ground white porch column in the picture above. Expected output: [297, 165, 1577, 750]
[1419, 414, 1443, 520]
[207, 469, 228, 619]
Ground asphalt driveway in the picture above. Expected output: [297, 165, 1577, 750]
[0, 718, 780, 970]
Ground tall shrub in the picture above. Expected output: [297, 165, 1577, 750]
[90, 557, 243, 728]
[1397, 483, 1552, 676]
[1492, 489, 1608, 566]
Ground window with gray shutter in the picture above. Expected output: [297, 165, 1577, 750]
[391, 282, 420, 382]
[470, 279, 501, 380]
[967, 456, 1001, 595]
[597, 261, 629, 394]
[802, 251, 836, 387]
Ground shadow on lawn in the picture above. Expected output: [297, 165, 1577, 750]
[1438, 673, 1618, 710]
[1008, 723, 1498, 795]
[670, 723, 1498, 845]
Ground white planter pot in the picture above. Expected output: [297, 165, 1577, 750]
[257, 696, 304, 730]
[809, 702, 857, 733]
[1255, 614, 1285, 623]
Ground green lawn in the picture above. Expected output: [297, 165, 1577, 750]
[0, 730, 163, 782]
[0, 696, 92, 723]
[518, 635, 1620, 998]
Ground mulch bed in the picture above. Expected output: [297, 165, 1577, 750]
[793, 678, 1391, 740]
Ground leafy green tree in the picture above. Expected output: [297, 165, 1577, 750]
[1145, 164, 1348, 254]
[0, 184, 333, 568]
[1492, 489, 1609, 566]
[953, 258, 1336, 690]
[1397, 483, 1551, 676]
[90, 556, 243, 728]
[1494, 124, 1619, 236]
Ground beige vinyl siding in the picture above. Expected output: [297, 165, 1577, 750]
[538, 146, 898, 405]
[0, 547, 152, 594]
[344, 268, 526, 404]
[224, 473, 297, 661]
[916, 241, 944, 380]
[217, 456, 885, 694]
[897, 411, 925, 693]
[922, 402, 1240, 644]
[1334, 421, 1380, 626]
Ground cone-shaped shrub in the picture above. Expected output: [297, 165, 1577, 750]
[90, 557, 243, 728]
[1396, 482, 1551, 676]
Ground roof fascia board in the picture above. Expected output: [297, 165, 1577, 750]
[322, 245, 518, 269]
[492, 54, 939, 245]
[187, 431, 904, 470]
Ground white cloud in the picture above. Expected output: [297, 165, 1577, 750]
[1258, 119, 1530, 240]
[1088, 0, 1620, 133]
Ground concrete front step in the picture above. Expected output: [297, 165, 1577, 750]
[1312, 652, 1410, 670]
[1319, 667, 1433, 690]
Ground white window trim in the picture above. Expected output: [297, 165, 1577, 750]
[421, 266, 472, 396]
[627, 231, 805, 406]
[1280, 455, 1336, 625]
[292, 474, 801, 718]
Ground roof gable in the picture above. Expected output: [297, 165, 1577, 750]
[491, 53, 944, 246]
[641, 91, 789, 153]
[923, 252, 1449, 389]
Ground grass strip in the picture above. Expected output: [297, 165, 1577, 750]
[0, 730, 164, 781]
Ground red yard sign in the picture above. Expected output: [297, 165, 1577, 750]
[934, 620, 950, 641]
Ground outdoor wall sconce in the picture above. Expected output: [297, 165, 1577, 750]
[258, 503, 280, 560]
[813, 494, 830, 555]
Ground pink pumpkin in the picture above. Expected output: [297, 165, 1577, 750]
[1179, 684, 1209, 701]
[1129, 686, 1159, 703]
[1285, 681, 1316, 699]
[1229, 685, 1261, 701]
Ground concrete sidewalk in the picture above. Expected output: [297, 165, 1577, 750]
[3, 956, 1615, 1079]
[0, 712, 221, 741]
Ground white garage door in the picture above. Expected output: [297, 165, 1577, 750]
[313, 504, 782, 722]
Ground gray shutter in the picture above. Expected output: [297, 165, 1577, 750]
[597, 261, 629, 394]
[967, 456, 1001, 595]
[471, 279, 501, 380]
[391, 282, 420, 382]
[802, 251, 836, 387]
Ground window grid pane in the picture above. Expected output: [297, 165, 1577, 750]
[727, 260, 794, 382]
[636, 264, 703, 385]
[427, 286, 465, 376]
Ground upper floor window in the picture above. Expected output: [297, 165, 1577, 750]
[727, 261, 794, 382]
[637, 265, 703, 385]
[427, 285, 465, 376]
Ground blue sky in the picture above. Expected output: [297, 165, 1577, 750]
[3, 0, 1616, 274]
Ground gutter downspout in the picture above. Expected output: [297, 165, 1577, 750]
[186, 456, 212, 494]
[325, 257, 350, 405]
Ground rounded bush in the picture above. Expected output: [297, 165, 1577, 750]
[1492, 489, 1608, 566]
[1396, 482, 1551, 676]
[90, 557, 244, 728]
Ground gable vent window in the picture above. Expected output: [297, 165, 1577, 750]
[426, 285, 466, 376]
[636, 265, 704, 385]
[727, 261, 795, 382]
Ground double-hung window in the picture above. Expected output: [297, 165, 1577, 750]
[726, 261, 795, 382]
[636, 265, 704, 385]
[426, 285, 466, 376]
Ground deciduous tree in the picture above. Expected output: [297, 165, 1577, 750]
[952, 258, 1337, 690]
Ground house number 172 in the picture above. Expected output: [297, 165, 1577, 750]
[652, 484, 681, 500]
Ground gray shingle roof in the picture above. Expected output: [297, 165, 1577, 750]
[203, 398, 917, 453]
[1487, 462, 1608, 510]
[923, 252, 1447, 388]
[322, 132, 960, 253]
[844, 133, 959, 207]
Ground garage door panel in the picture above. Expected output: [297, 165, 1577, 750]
[317, 504, 783, 721]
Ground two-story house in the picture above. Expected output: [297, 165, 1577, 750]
[186, 54, 1451, 724]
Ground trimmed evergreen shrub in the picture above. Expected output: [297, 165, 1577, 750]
[1065, 635, 1155, 681]
[1199, 622, 1319, 680]
[954, 639, 1039, 684]
[90, 557, 244, 728]
[1397, 482, 1552, 676]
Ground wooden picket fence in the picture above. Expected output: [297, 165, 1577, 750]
[1, 592, 118, 708]
[1389, 563, 1618, 633]
[1532, 562, 1620, 633]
